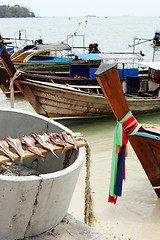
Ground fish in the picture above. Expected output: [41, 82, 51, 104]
[31, 132, 57, 156]
[4, 136, 25, 164]
[50, 133, 66, 149]
[62, 132, 77, 149]
[0, 140, 15, 162]
[19, 135, 44, 159]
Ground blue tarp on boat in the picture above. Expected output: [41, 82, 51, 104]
[118, 68, 138, 77]
[70, 65, 90, 77]
[70, 65, 138, 79]
[90, 69, 97, 78]
[28, 57, 72, 63]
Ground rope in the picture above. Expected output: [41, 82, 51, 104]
[74, 132, 96, 226]
[84, 139, 96, 226]
[9, 71, 21, 108]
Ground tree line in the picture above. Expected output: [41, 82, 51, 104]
[0, 5, 35, 18]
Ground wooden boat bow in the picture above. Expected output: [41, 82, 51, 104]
[95, 63, 160, 198]
[95, 64, 130, 120]
[0, 35, 17, 77]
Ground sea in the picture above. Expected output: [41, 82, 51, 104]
[1, 16, 160, 240]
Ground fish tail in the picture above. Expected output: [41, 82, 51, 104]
[19, 156, 23, 165]
[51, 150, 58, 158]
[40, 155, 45, 161]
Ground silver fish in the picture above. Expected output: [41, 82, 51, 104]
[4, 136, 25, 164]
[31, 132, 57, 157]
[0, 140, 15, 162]
[62, 132, 77, 149]
[50, 133, 66, 149]
[19, 135, 44, 159]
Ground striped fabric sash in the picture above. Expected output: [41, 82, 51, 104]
[108, 111, 141, 204]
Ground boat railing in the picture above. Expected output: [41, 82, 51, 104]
[67, 34, 86, 54]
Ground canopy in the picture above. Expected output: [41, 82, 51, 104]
[76, 53, 143, 60]
[138, 62, 160, 70]
[36, 43, 71, 51]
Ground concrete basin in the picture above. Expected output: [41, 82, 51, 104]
[0, 109, 85, 240]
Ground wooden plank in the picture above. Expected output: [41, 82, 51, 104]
[0, 140, 87, 164]
[15, 82, 47, 115]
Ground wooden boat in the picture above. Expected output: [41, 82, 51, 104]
[95, 63, 160, 198]
[0, 65, 99, 98]
[1, 65, 160, 118]
[0, 108, 86, 239]
[0, 50, 144, 98]
[2, 39, 101, 72]
[13, 77, 160, 118]
[9, 43, 77, 72]
[1, 35, 160, 119]
[0, 48, 144, 100]
[0, 51, 142, 98]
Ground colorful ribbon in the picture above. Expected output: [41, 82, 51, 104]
[108, 111, 141, 204]
[0, 45, 6, 55]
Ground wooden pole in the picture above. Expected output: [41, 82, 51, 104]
[0, 35, 17, 77]
[0, 140, 87, 164]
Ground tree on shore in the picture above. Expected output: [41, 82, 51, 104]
[0, 5, 35, 18]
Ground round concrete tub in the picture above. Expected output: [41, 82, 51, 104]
[0, 109, 85, 240]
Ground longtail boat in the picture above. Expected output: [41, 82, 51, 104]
[95, 63, 160, 202]
[2, 68, 160, 118]
[1, 35, 160, 119]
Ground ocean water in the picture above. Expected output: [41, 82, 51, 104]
[1, 16, 160, 61]
[0, 16, 160, 240]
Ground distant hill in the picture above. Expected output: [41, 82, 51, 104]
[0, 4, 35, 18]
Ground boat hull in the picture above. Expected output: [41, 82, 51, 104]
[0, 59, 101, 72]
[0, 109, 85, 239]
[16, 79, 160, 118]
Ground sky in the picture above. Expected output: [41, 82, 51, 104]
[1, 0, 160, 17]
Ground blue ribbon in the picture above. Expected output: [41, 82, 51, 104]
[115, 145, 126, 196]
[0, 45, 6, 55]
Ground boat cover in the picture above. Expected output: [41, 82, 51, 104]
[138, 62, 160, 70]
[76, 53, 143, 60]
[36, 43, 71, 51]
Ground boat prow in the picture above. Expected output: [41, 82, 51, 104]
[95, 63, 160, 198]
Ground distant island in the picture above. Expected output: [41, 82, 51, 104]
[0, 5, 35, 18]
